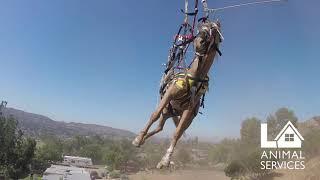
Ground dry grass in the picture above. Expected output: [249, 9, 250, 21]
[268, 156, 320, 180]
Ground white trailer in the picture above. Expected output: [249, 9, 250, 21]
[63, 156, 93, 167]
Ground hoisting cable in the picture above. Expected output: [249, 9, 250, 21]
[206, 0, 287, 13]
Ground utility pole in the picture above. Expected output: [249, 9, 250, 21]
[0, 101, 7, 116]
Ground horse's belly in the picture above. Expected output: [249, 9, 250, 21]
[170, 92, 192, 112]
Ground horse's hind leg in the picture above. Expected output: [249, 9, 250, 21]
[141, 113, 170, 144]
[142, 114, 181, 145]
[132, 85, 175, 147]
[172, 116, 180, 127]
[156, 108, 195, 169]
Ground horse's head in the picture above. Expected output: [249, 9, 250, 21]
[194, 20, 223, 56]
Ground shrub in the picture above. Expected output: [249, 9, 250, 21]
[109, 170, 121, 179]
[244, 151, 270, 178]
[224, 160, 246, 178]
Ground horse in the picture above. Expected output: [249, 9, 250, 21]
[132, 20, 223, 169]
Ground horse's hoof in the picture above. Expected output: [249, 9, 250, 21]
[156, 161, 169, 169]
[132, 135, 144, 147]
[140, 138, 146, 146]
[132, 138, 141, 147]
[156, 156, 170, 169]
[156, 162, 163, 169]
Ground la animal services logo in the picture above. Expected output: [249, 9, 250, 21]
[260, 121, 305, 170]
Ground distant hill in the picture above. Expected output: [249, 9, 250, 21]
[3, 108, 136, 139]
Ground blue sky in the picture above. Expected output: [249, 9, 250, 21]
[0, 0, 319, 139]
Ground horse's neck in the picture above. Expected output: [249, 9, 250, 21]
[188, 50, 217, 79]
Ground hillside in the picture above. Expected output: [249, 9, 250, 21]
[299, 116, 320, 135]
[2, 108, 135, 139]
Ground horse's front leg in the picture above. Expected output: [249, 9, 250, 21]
[132, 85, 175, 147]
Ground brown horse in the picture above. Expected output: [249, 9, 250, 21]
[132, 20, 223, 169]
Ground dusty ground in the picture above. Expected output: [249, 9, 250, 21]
[269, 160, 320, 180]
[129, 167, 320, 180]
[129, 169, 229, 180]
[129, 156, 320, 180]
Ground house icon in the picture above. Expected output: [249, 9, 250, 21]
[274, 121, 304, 148]
[261, 121, 304, 148]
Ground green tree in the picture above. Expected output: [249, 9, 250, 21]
[37, 137, 63, 163]
[267, 107, 298, 139]
[104, 140, 137, 171]
[31, 136, 63, 174]
[104, 144, 124, 171]
[79, 144, 103, 164]
[0, 115, 36, 179]
[240, 117, 261, 147]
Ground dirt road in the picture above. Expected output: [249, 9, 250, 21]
[129, 169, 229, 180]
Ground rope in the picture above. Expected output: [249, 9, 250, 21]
[207, 0, 286, 13]
[184, 0, 189, 24]
[201, 0, 209, 17]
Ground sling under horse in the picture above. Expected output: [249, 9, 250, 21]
[132, 20, 223, 169]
